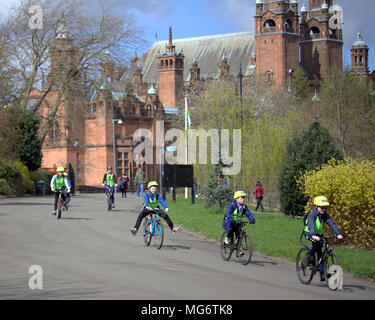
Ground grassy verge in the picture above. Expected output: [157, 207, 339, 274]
[166, 196, 375, 279]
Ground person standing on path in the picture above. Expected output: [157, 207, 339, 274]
[253, 181, 265, 212]
[135, 168, 145, 199]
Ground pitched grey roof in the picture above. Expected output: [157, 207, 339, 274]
[122, 31, 256, 85]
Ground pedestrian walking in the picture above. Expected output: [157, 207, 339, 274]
[135, 168, 145, 198]
[253, 181, 265, 212]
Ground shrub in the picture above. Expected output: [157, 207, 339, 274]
[0, 158, 20, 195]
[0, 178, 13, 195]
[278, 121, 343, 216]
[297, 157, 375, 249]
[12, 160, 35, 194]
[203, 167, 233, 210]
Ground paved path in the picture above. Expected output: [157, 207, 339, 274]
[0, 193, 374, 300]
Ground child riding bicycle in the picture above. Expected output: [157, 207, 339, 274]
[50, 166, 71, 215]
[130, 181, 180, 235]
[302, 196, 343, 281]
[223, 191, 256, 245]
[102, 166, 117, 208]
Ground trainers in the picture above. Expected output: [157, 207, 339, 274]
[112, 205, 115, 208]
[224, 237, 230, 245]
[320, 272, 326, 282]
[130, 228, 137, 236]
[52, 210, 57, 215]
[172, 226, 180, 233]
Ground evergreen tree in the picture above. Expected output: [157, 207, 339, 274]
[0, 107, 42, 171]
[278, 121, 343, 216]
[291, 66, 310, 100]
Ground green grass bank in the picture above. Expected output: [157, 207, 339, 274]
[166, 196, 375, 279]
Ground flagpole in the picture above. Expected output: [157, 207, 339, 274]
[184, 95, 188, 199]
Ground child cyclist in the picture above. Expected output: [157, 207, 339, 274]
[223, 191, 256, 245]
[303, 196, 343, 282]
[130, 181, 180, 235]
[50, 166, 71, 215]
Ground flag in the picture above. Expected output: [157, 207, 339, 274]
[185, 96, 191, 129]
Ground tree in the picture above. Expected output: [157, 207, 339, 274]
[291, 66, 310, 100]
[319, 68, 375, 158]
[1, 0, 145, 144]
[278, 121, 343, 217]
[0, 106, 42, 171]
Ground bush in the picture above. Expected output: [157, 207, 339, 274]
[278, 121, 343, 216]
[0, 158, 20, 195]
[12, 160, 35, 194]
[203, 167, 233, 210]
[297, 157, 375, 249]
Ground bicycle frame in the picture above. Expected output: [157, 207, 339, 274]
[147, 211, 162, 236]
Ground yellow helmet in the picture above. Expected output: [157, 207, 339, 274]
[234, 191, 247, 199]
[56, 166, 65, 173]
[147, 181, 159, 189]
[313, 196, 330, 207]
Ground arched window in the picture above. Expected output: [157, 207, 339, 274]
[160, 60, 164, 67]
[309, 27, 320, 36]
[264, 19, 276, 29]
[285, 19, 293, 31]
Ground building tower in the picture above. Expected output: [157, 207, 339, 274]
[157, 27, 185, 109]
[351, 31, 370, 75]
[300, 0, 343, 82]
[255, 0, 300, 88]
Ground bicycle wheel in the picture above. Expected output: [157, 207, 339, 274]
[220, 231, 233, 261]
[296, 247, 314, 285]
[237, 233, 253, 265]
[57, 199, 62, 220]
[143, 219, 152, 246]
[324, 251, 342, 291]
[107, 195, 112, 211]
[153, 220, 164, 249]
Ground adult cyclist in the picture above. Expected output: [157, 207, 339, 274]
[102, 166, 117, 208]
[50, 166, 71, 215]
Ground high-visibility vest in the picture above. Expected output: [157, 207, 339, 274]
[105, 174, 114, 186]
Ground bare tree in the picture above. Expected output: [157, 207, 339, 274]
[1, 0, 145, 144]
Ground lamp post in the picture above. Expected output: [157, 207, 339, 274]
[112, 118, 123, 177]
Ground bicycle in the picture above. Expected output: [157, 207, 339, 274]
[296, 236, 343, 290]
[54, 189, 68, 220]
[142, 208, 164, 249]
[105, 186, 113, 212]
[220, 221, 253, 265]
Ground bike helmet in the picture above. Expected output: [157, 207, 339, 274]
[56, 166, 65, 172]
[313, 196, 330, 207]
[107, 166, 112, 171]
[234, 191, 247, 199]
[147, 181, 159, 189]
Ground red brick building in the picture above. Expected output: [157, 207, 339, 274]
[30, 1, 371, 188]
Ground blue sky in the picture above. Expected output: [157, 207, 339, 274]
[1, 0, 374, 70]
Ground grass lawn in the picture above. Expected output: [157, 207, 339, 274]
[166, 196, 375, 279]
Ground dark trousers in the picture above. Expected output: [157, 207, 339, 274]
[134, 208, 174, 231]
[227, 220, 242, 243]
[304, 232, 324, 273]
[54, 192, 67, 210]
[255, 196, 264, 212]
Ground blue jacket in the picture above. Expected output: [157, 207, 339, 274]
[222, 200, 255, 231]
[144, 191, 168, 210]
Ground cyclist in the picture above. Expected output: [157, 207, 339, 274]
[63, 172, 72, 203]
[50, 166, 71, 215]
[130, 181, 180, 235]
[223, 191, 256, 245]
[102, 166, 117, 208]
[303, 196, 343, 281]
